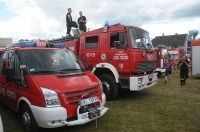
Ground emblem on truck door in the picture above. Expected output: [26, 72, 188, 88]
[101, 53, 106, 60]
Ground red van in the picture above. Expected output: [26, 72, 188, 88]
[0, 43, 108, 132]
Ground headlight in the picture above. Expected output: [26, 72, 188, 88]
[98, 79, 104, 94]
[41, 87, 61, 107]
[138, 78, 142, 84]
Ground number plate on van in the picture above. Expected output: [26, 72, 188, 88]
[79, 96, 99, 106]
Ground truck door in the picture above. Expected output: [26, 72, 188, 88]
[81, 35, 100, 70]
[108, 32, 130, 73]
[3, 51, 21, 109]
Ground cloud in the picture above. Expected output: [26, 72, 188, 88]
[169, 0, 200, 19]
[0, 0, 200, 42]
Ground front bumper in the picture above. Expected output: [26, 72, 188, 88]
[155, 68, 166, 73]
[130, 73, 158, 91]
[30, 93, 108, 128]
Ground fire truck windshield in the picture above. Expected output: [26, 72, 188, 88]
[20, 49, 85, 74]
[129, 28, 153, 50]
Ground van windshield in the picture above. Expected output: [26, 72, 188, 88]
[20, 49, 85, 74]
[129, 28, 153, 50]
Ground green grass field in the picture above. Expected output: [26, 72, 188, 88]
[1, 72, 200, 132]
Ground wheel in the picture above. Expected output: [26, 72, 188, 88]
[99, 74, 119, 101]
[21, 104, 39, 132]
[157, 72, 162, 77]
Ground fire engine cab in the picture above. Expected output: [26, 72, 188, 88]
[49, 23, 158, 100]
[154, 45, 168, 77]
[0, 42, 108, 132]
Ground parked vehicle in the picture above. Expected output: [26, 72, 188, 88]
[167, 48, 184, 64]
[154, 46, 168, 77]
[49, 23, 158, 100]
[0, 115, 3, 132]
[190, 32, 200, 76]
[0, 42, 108, 132]
[0, 48, 4, 56]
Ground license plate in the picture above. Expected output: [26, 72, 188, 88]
[79, 96, 99, 106]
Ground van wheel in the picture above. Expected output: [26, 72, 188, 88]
[99, 74, 119, 101]
[21, 104, 39, 132]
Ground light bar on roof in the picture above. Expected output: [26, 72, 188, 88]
[51, 43, 65, 48]
[17, 41, 37, 47]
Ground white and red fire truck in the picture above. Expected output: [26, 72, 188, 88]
[0, 42, 108, 132]
[154, 45, 168, 77]
[49, 23, 158, 100]
[190, 37, 200, 76]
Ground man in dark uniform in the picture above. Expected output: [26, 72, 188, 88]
[77, 11, 87, 32]
[177, 55, 190, 86]
[66, 8, 78, 35]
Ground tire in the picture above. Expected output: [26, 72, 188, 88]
[157, 72, 162, 77]
[21, 104, 39, 132]
[99, 74, 119, 101]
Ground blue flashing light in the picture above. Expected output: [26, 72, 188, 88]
[104, 21, 109, 26]
[17, 41, 37, 47]
[52, 43, 65, 48]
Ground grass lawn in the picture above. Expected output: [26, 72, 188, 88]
[1, 72, 200, 132]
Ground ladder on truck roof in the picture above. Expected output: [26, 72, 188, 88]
[49, 35, 80, 43]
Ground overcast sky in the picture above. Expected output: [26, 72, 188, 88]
[0, 0, 200, 42]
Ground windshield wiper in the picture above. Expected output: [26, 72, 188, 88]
[60, 69, 81, 71]
[31, 70, 65, 74]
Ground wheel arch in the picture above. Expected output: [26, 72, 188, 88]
[92, 63, 119, 83]
[17, 97, 31, 112]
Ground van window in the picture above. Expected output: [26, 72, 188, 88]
[110, 32, 127, 49]
[0, 53, 6, 75]
[8, 52, 20, 77]
[85, 36, 98, 49]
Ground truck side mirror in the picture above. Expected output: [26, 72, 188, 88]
[6, 67, 14, 82]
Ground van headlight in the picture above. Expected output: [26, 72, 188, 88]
[41, 87, 61, 107]
[98, 79, 104, 94]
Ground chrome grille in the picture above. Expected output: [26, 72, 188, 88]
[65, 87, 99, 106]
[137, 62, 156, 73]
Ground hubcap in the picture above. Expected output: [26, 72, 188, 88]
[22, 112, 31, 128]
[102, 81, 111, 94]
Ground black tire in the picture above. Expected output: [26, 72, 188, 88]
[99, 74, 119, 101]
[21, 104, 39, 132]
[157, 72, 162, 77]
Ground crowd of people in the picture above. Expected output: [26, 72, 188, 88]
[66, 8, 87, 36]
[164, 54, 190, 86]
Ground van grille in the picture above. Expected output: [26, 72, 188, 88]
[65, 87, 99, 106]
[137, 62, 156, 73]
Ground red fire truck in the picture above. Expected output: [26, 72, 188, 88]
[154, 45, 168, 77]
[49, 23, 158, 101]
[0, 48, 4, 55]
[0, 42, 108, 132]
[190, 38, 200, 76]
[167, 48, 184, 63]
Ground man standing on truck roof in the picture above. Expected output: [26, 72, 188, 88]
[66, 8, 78, 36]
[78, 11, 87, 32]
